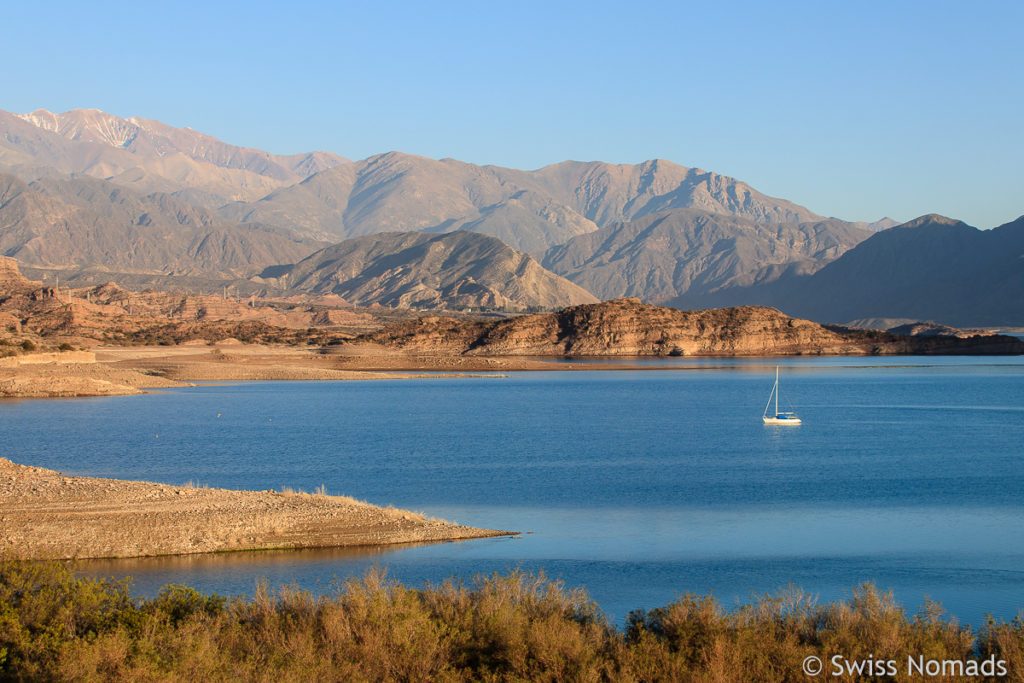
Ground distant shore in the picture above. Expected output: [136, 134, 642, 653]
[0, 457, 510, 560]
[3, 340, 1022, 399]
[0, 346, 513, 398]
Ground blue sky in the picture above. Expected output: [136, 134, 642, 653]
[3, 1, 1021, 228]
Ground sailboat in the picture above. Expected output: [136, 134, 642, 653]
[762, 366, 802, 425]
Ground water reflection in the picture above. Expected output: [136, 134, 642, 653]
[77, 541, 471, 597]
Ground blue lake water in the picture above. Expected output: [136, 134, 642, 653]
[3, 356, 1023, 625]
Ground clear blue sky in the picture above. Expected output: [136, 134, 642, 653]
[2, 0, 1021, 228]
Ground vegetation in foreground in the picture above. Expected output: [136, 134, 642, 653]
[0, 560, 1022, 681]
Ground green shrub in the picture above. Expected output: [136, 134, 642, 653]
[148, 584, 226, 624]
[19, 340, 35, 352]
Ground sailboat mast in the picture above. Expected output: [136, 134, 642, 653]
[774, 366, 779, 417]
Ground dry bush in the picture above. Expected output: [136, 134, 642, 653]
[0, 559, 1021, 682]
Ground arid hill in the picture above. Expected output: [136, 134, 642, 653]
[0, 256, 394, 348]
[0, 254, 33, 293]
[262, 231, 599, 310]
[359, 298, 1024, 356]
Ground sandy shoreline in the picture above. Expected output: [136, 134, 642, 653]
[0, 344, 675, 398]
[7, 334, 1016, 400]
[0, 345, 522, 398]
[0, 458, 511, 560]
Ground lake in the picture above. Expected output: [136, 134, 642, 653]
[3, 356, 1023, 625]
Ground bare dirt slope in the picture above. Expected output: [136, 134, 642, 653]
[0, 458, 509, 560]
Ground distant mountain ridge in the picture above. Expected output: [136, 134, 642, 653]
[0, 106, 886, 315]
[493, 159, 822, 225]
[3, 107, 869, 265]
[219, 152, 835, 254]
[12, 109, 345, 181]
[11, 107, 348, 180]
[0, 108, 347, 205]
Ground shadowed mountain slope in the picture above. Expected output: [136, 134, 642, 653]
[701, 215, 1024, 326]
[0, 173, 326, 274]
[542, 209, 871, 304]
[261, 230, 598, 310]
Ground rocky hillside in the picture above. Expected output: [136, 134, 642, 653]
[262, 231, 598, 310]
[359, 299, 1024, 356]
[0, 255, 406, 344]
[542, 209, 872, 305]
[494, 159, 821, 226]
[0, 255, 34, 293]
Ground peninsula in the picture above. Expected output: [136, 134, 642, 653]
[0, 458, 509, 560]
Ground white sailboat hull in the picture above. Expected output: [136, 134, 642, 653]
[762, 415, 802, 425]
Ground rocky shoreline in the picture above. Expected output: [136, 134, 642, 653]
[0, 458, 510, 560]
[359, 298, 1024, 357]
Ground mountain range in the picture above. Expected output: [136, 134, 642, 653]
[0, 107, 1019, 325]
[216, 152, 848, 255]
